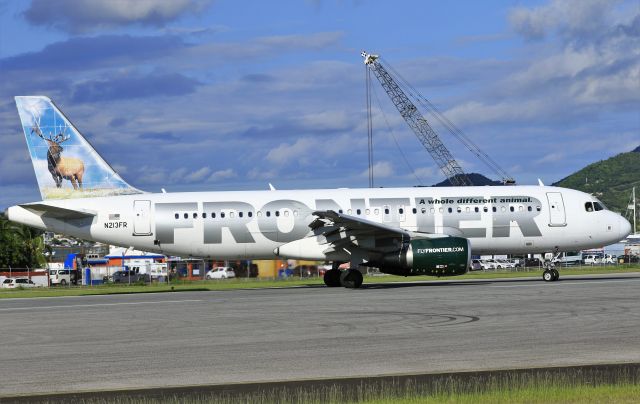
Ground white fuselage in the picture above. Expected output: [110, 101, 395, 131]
[6, 185, 631, 260]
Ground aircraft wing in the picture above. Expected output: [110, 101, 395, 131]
[310, 210, 411, 255]
[19, 203, 97, 219]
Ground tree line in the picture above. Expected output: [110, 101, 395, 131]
[0, 214, 47, 269]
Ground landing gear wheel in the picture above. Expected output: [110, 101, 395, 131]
[340, 269, 363, 289]
[323, 269, 342, 287]
[552, 268, 559, 281]
[543, 270, 554, 282]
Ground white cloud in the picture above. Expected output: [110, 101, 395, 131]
[266, 138, 318, 165]
[184, 166, 211, 183]
[25, 0, 213, 33]
[508, 0, 616, 41]
[360, 161, 394, 179]
[208, 168, 236, 182]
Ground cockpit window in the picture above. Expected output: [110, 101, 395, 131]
[593, 202, 604, 211]
[585, 202, 593, 212]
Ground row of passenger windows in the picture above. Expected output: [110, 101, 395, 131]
[173, 205, 542, 219]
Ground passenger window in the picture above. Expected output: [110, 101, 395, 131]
[519, 206, 523, 211]
[483, 207, 488, 213]
[438, 207, 443, 213]
[230, 212, 235, 218]
[527, 206, 532, 212]
[183, 213, 188, 219]
[338, 210, 343, 214]
[456, 207, 462, 213]
[356, 209, 361, 215]
[510, 206, 514, 212]
[284, 211, 289, 217]
[293, 211, 298, 217]
[248, 212, 253, 218]
[501, 206, 506, 212]
[492, 207, 497, 212]
[412, 208, 417, 214]
[399, 208, 404, 214]
[536, 206, 541, 211]
[221, 212, 226, 218]
[374, 208, 380, 215]
[474, 207, 479, 213]
[239, 212, 243, 218]
[203, 213, 207, 219]
[366, 209, 371, 215]
[212, 212, 216, 218]
[385, 208, 389, 214]
[347, 209, 352, 215]
[266, 211, 271, 217]
[448, 207, 453, 213]
[257, 211, 262, 217]
[193, 213, 198, 219]
[174, 213, 179, 219]
[466, 207, 470, 213]
[275, 211, 280, 217]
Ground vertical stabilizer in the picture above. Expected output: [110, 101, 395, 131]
[15, 96, 142, 200]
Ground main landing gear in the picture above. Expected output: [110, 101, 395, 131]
[542, 266, 560, 282]
[542, 249, 561, 282]
[323, 263, 363, 289]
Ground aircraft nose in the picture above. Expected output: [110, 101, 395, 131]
[619, 216, 632, 240]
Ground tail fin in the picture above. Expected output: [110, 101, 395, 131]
[15, 96, 142, 200]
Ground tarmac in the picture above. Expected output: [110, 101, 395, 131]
[1, 273, 639, 396]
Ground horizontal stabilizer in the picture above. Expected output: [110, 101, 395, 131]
[19, 203, 97, 219]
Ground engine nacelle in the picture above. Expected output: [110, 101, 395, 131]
[371, 236, 471, 277]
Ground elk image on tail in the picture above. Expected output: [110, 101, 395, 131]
[15, 96, 142, 200]
[31, 124, 84, 190]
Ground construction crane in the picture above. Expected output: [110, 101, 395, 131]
[362, 51, 515, 186]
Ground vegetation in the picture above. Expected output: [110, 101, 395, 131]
[553, 148, 640, 214]
[1, 265, 638, 299]
[0, 214, 47, 269]
[9, 366, 640, 403]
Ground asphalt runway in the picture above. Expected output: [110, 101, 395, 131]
[1, 273, 640, 396]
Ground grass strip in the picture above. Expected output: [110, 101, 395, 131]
[1, 265, 639, 299]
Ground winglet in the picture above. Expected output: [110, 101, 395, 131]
[269, 183, 276, 191]
[538, 178, 545, 186]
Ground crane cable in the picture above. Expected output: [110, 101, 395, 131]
[368, 70, 425, 186]
[366, 65, 374, 188]
[380, 57, 514, 183]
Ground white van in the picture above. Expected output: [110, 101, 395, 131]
[49, 269, 72, 285]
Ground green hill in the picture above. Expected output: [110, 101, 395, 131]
[553, 148, 640, 214]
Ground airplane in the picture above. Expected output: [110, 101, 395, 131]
[4, 96, 632, 288]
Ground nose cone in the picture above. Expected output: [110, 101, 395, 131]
[620, 216, 632, 240]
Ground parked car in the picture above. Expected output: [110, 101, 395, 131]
[49, 269, 76, 286]
[618, 254, 640, 263]
[495, 259, 516, 269]
[582, 254, 603, 265]
[205, 267, 236, 279]
[524, 258, 543, 267]
[1, 277, 37, 289]
[470, 259, 483, 271]
[602, 254, 617, 264]
[471, 260, 497, 271]
[110, 271, 150, 283]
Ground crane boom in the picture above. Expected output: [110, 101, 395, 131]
[362, 51, 472, 186]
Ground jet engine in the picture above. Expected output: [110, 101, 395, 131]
[370, 236, 471, 277]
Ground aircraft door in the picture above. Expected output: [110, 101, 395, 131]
[546, 192, 566, 227]
[133, 200, 152, 235]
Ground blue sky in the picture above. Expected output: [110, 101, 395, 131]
[1, 0, 638, 208]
